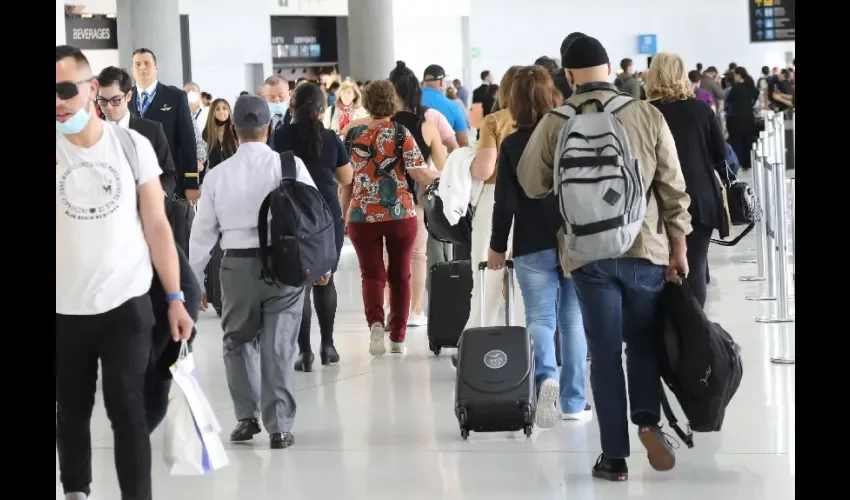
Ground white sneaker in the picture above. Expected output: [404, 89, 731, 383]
[562, 403, 593, 421]
[369, 323, 387, 356]
[408, 312, 428, 326]
[535, 379, 560, 429]
[390, 341, 406, 354]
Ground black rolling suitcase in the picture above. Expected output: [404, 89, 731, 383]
[427, 259, 472, 355]
[204, 241, 224, 317]
[455, 261, 536, 439]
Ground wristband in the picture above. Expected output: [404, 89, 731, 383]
[166, 291, 185, 303]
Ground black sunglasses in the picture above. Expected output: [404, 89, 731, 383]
[56, 78, 93, 100]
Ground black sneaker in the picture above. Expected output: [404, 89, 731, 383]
[592, 454, 628, 481]
[270, 432, 295, 449]
[638, 424, 677, 471]
[230, 418, 261, 442]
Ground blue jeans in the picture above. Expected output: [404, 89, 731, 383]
[514, 249, 587, 414]
[571, 258, 665, 459]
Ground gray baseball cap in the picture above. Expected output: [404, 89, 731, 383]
[232, 94, 271, 128]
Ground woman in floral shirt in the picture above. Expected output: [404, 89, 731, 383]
[340, 80, 440, 356]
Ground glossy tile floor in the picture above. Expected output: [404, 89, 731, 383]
[56, 177, 795, 500]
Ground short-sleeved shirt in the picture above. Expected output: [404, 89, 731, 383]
[274, 126, 349, 218]
[477, 108, 517, 184]
[347, 121, 424, 223]
[421, 86, 468, 134]
[424, 108, 455, 143]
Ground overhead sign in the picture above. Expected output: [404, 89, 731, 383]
[637, 34, 657, 55]
[65, 15, 118, 50]
[471, 47, 481, 59]
[750, 0, 795, 42]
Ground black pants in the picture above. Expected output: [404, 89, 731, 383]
[298, 276, 338, 353]
[686, 222, 714, 307]
[56, 295, 154, 500]
[727, 130, 756, 170]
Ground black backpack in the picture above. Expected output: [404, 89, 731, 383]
[258, 151, 337, 287]
[658, 278, 744, 443]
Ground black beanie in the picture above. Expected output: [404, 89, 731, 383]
[560, 32, 587, 63]
[563, 36, 610, 70]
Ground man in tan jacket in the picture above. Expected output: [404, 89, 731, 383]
[517, 35, 692, 482]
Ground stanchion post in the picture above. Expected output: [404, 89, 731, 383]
[747, 114, 777, 301]
[740, 143, 767, 282]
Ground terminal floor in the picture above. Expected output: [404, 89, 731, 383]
[56, 204, 795, 500]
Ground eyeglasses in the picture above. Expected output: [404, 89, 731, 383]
[56, 78, 93, 100]
[96, 95, 126, 107]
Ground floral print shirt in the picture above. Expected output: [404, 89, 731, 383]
[347, 121, 424, 223]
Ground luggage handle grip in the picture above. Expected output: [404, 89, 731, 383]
[477, 260, 515, 327]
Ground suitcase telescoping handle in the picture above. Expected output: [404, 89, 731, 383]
[477, 260, 515, 328]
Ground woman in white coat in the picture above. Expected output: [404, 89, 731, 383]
[323, 79, 369, 136]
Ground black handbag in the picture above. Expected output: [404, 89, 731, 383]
[421, 179, 473, 246]
[711, 162, 761, 247]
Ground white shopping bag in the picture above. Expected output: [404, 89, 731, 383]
[163, 341, 230, 475]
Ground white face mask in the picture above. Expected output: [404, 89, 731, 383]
[186, 91, 201, 104]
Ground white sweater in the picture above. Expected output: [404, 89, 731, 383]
[440, 146, 483, 225]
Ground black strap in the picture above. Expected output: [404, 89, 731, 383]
[330, 105, 336, 121]
[710, 221, 755, 247]
[648, 184, 664, 234]
[279, 151, 296, 180]
[571, 215, 625, 237]
[394, 121, 405, 168]
[257, 193, 275, 283]
[560, 155, 620, 169]
[660, 388, 695, 449]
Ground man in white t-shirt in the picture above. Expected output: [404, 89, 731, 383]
[55, 45, 194, 500]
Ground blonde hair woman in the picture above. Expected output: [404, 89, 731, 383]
[646, 52, 727, 307]
[323, 80, 368, 135]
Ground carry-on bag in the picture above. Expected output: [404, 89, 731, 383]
[427, 259, 472, 355]
[204, 240, 224, 317]
[454, 261, 536, 440]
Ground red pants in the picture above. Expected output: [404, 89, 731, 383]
[348, 218, 418, 342]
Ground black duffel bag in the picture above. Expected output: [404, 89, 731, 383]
[421, 179, 473, 246]
[711, 162, 761, 247]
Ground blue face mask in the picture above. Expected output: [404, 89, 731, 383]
[56, 103, 92, 135]
[268, 102, 287, 116]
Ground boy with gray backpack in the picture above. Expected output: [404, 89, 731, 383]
[516, 35, 692, 482]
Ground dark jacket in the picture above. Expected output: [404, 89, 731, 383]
[149, 244, 201, 380]
[650, 98, 727, 230]
[129, 82, 199, 193]
[128, 114, 177, 197]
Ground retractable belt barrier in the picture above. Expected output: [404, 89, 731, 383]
[737, 110, 795, 365]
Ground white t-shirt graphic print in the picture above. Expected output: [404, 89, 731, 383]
[56, 123, 162, 315]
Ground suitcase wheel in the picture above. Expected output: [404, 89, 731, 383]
[524, 425, 533, 438]
[429, 341, 441, 356]
[457, 407, 469, 439]
[461, 428, 469, 440]
[215, 306, 222, 318]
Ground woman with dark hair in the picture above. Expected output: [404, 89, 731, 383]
[382, 61, 449, 326]
[202, 98, 238, 172]
[725, 67, 760, 170]
[273, 83, 354, 371]
[488, 65, 588, 429]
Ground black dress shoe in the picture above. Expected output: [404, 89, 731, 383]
[270, 432, 295, 449]
[294, 352, 314, 372]
[230, 418, 261, 442]
[320, 344, 340, 365]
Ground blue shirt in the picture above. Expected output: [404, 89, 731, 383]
[421, 87, 468, 133]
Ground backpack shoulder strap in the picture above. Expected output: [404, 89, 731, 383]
[257, 192, 274, 282]
[394, 122, 405, 167]
[550, 103, 577, 120]
[603, 93, 637, 115]
[279, 150, 296, 180]
[112, 122, 140, 185]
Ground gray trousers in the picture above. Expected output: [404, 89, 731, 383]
[220, 255, 304, 434]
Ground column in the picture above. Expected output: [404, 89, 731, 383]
[347, 0, 396, 81]
[56, 0, 65, 46]
[116, 0, 183, 85]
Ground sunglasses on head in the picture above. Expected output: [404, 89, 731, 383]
[56, 78, 93, 100]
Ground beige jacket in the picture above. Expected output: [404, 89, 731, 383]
[323, 104, 369, 134]
[517, 84, 692, 273]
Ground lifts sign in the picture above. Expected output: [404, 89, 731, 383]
[65, 15, 118, 50]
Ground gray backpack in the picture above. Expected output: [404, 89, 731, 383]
[552, 94, 651, 261]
